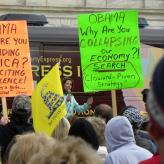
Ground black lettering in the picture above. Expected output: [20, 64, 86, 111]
[89, 14, 97, 24]
[90, 55, 96, 62]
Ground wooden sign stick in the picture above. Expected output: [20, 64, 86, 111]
[2, 97, 8, 118]
[111, 90, 117, 117]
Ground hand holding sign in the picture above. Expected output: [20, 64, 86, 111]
[0, 116, 10, 125]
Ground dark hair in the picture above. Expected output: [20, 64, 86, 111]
[141, 89, 149, 103]
[69, 118, 99, 150]
[62, 77, 74, 93]
[1, 137, 17, 164]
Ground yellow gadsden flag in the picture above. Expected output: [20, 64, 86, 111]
[32, 64, 67, 136]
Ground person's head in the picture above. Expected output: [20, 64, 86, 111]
[147, 57, 164, 141]
[27, 136, 103, 164]
[62, 137, 102, 164]
[51, 117, 70, 140]
[94, 104, 113, 123]
[11, 94, 32, 122]
[86, 117, 106, 146]
[105, 116, 135, 153]
[62, 77, 73, 93]
[142, 89, 149, 104]
[119, 105, 143, 133]
[69, 118, 99, 150]
[8, 133, 55, 164]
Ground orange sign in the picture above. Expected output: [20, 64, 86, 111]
[0, 21, 34, 97]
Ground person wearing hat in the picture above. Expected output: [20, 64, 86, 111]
[0, 94, 34, 163]
[139, 57, 164, 164]
[119, 106, 157, 154]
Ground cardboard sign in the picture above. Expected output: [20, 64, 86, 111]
[32, 64, 67, 136]
[78, 10, 144, 92]
[0, 21, 33, 97]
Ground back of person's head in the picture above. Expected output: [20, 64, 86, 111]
[86, 117, 106, 146]
[62, 137, 102, 164]
[105, 116, 135, 153]
[51, 117, 70, 140]
[27, 136, 103, 164]
[11, 94, 31, 122]
[8, 133, 55, 164]
[142, 89, 149, 103]
[69, 118, 99, 150]
[94, 104, 113, 123]
[119, 105, 143, 132]
[120, 107, 157, 154]
[147, 57, 164, 138]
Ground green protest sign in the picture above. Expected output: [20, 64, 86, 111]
[78, 10, 144, 92]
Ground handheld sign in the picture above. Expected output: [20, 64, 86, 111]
[78, 10, 144, 92]
[0, 21, 33, 97]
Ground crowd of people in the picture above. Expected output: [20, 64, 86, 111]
[0, 57, 164, 164]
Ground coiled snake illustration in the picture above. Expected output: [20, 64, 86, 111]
[41, 83, 64, 119]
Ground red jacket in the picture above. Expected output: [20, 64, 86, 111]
[139, 154, 160, 164]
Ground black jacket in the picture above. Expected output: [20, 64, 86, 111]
[0, 112, 34, 162]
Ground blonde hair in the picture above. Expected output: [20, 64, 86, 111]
[27, 136, 103, 164]
[86, 117, 106, 146]
[51, 117, 70, 140]
[8, 133, 55, 164]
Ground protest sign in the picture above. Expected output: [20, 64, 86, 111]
[32, 64, 67, 136]
[0, 21, 33, 97]
[78, 10, 144, 92]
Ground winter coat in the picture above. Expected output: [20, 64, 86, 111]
[104, 116, 153, 164]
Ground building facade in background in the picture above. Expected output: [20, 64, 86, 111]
[0, 0, 163, 28]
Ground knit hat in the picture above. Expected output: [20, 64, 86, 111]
[121, 106, 143, 130]
[147, 57, 164, 137]
[12, 95, 31, 112]
[69, 118, 99, 150]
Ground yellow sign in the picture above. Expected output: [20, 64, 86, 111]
[0, 21, 33, 97]
[32, 64, 67, 136]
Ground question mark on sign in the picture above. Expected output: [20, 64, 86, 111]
[22, 57, 28, 68]
[132, 47, 140, 59]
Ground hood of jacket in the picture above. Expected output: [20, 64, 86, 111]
[105, 116, 135, 153]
